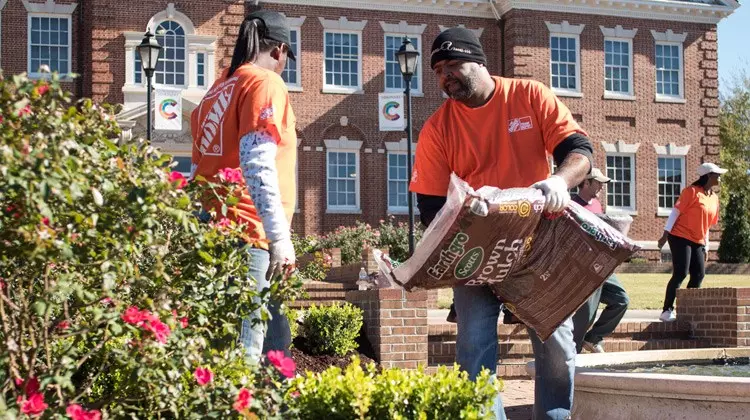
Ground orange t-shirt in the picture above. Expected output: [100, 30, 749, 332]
[191, 64, 297, 248]
[409, 77, 586, 195]
[670, 185, 719, 245]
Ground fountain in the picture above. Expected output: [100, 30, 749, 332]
[528, 348, 750, 419]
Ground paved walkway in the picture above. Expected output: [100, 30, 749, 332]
[428, 309, 662, 324]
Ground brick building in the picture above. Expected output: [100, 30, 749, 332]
[0, 0, 740, 259]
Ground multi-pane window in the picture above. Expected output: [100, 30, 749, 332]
[387, 153, 416, 211]
[606, 155, 635, 210]
[550, 35, 578, 92]
[657, 157, 684, 210]
[604, 39, 632, 95]
[324, 31, 360, 89]
[29, 16, 70, 75]
[656, 43, 682, 98]
[281, 28, 300, 87]
[327, 151, 358, 210]
[385, 35, 419, 92]
[154, 21, 186, 86]
[197, 53, 205, 87]
[134, 51, 142, 84]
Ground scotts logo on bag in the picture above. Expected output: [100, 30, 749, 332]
[454, 247, 484, 280]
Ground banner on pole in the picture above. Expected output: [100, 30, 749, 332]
[154, 88, 183, 131]
[378, 92, 406, 131]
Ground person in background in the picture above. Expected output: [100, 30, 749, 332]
[190, 10, 297, 360]
[411, 27, 593, 420]
[657, 162, 726, 322]
[570, 169, 630, 353]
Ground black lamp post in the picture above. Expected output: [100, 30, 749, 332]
[396, 38, 420, 257]
[137, 29, 162, 141]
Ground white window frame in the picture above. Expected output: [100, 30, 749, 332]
[122, 3, 216, 109]
[651, 29, 687, 103]
[320, 17, 367, 95]
[282, 15, 306, 92]
[24, 0, 78, 79]
[325, 137, 362, 213]
[653, 142, 690, 216]
[545, 21, 584, 98]
[602, 140, 640, 215]
[381, 20, 426, 96]
[604, 153, 637, 213]
[385, 139, 419, 214]
[600, 25, 637, 101]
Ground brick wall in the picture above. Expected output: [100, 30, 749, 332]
[677, 287, 750, 347]
[502, 9, 720, 245]
[1, 0, 81, 97]
[346, 289, 428, 369]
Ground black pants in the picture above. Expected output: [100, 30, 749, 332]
[662, 233, 706, 311]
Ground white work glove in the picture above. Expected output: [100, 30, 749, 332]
[267, 236, 296, 282]
[531, 175, 570, 213]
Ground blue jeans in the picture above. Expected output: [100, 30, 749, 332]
[239, 247, 292, 362]
[454, 285, 575, 420]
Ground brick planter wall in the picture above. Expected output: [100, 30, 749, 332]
[677, 287, 750, 347]
[616, 263, 750, 275]
[346, 289, 428, 369]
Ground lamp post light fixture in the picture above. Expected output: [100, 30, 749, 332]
[396, 38, 420, 257]
[137, 29, 162, 141]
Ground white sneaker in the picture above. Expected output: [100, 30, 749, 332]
[583, 341, 605, 353]
[659, 309, 677, 322]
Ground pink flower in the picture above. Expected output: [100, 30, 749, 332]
[100, 297, 113, 306]
[66, 404, 101, 420]
[218, 167, 244, 184]
[19, 393, 47, 416]
[0, 115, 3, 124]
[57, 320, 70, 330]
[233, 387, 253, 412]
[168, 171, 187, 189]
[179, 317, 189, 328]
[212, 218, 232, 229]
[37, 84, 49, 96]
[144, 319, 171, 344]
[121, 307, 144, 325]
[266, 350, 296, 378]
[193, 367, 214, 386]
[41, 217, 50, 226]
[18, 104, 31, 117]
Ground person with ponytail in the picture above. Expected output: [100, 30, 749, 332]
[190, 10, 298, 361]
[657, 162, 727, 322]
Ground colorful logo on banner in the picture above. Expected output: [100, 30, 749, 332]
[154, 88, 182, 131]
[378, 93, 405, 131]
[382, 101, 401, 121]
[159, 98, 179, 120]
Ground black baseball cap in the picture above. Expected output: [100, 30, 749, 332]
[246, 10, 296, 60]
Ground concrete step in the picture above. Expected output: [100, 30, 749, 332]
[428, 338, 711, 379]
[428, 320, 692, 342]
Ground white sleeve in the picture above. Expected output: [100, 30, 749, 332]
[664, 208, 680, 232]
[239, 131, 290, 243]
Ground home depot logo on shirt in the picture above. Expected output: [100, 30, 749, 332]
[508, 116, 533, 134]
[196, 76, 238, 156]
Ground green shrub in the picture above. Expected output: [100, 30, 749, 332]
[291, 359, 500, 420]
[285, 308, 302, 342]
[718, 191, 750, 263]
[301, 303, 363, 356]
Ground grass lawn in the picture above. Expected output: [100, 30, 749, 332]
[437, 273, 750, 310]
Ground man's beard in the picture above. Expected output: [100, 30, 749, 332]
[445, 67, 480, 101]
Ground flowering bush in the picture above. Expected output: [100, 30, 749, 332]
[0, 73, 300, 417]
[291, 233, 332, 282]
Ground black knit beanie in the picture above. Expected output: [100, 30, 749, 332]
[430, 27, 487, 69]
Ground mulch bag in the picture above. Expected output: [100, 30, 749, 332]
[374, 174, 639, 340]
